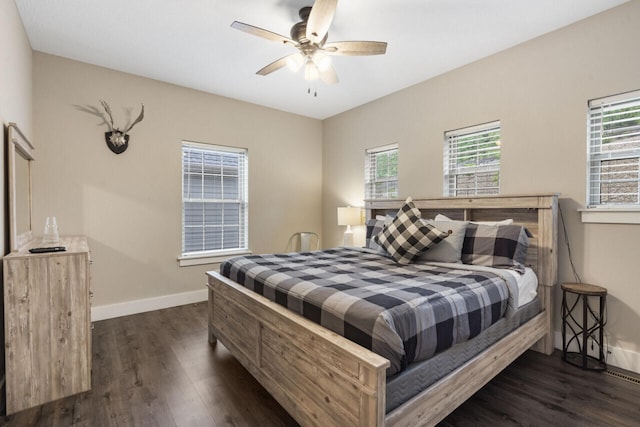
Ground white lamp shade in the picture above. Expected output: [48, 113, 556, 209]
[337, 207, 362, 226]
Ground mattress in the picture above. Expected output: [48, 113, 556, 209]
[506, 267, 538, 307]
[425, 261, 538, 308]
[422, 261, 538, 311]
[386, 296, 541, 412]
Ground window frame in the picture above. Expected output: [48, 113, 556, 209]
[582, 89, 640, 224]
[443, 120, 501, 197]
[586, 89, 640, 208]
[179, 141, 249, 266]
[365, 143, 399, 200]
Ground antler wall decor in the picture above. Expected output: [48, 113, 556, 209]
[100, 100, 145, 154]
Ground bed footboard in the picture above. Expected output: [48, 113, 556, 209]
[207, 272, 390, 427]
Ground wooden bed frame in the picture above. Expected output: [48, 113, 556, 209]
[207, 194, 558, 426]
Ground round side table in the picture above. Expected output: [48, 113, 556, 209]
[561, 282, 607, 370]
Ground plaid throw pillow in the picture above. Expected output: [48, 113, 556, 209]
[461, 224, 529, 273]
[374, 198, 450, 265]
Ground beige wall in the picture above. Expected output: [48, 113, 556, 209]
[32, 53, 322, 307]
[323, 0, 640, 363]
[1, 0, 33, 256]
[1, 0, 33, 385]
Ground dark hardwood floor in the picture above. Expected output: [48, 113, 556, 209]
[2, 302, 639, 426]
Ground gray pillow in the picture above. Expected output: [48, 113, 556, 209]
[365, 218, 386, 252]
[461, 223, 530, 273]
[418, 219, 469, 263]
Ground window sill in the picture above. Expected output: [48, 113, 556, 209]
[178, 250, 252, 267]
[579, 208, 640, 224]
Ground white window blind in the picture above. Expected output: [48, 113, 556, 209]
[365, 144, 398, 199]
[444, 121, 501, 196]
[588, 90, 640, 207]
[182, 142, 248, 255]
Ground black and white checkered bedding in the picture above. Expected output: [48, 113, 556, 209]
[221, 247, 510, 375]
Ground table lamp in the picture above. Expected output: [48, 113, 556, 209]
[337, 206, 362, 246]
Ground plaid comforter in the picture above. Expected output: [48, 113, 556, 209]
[221, 247, 510, 375]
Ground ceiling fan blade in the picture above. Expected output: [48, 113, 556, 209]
[256, 55, 296, 76]
[231, 21, 295, 46]
[319, 64, 338, 85]
[306, 0, 337, 44]
[323, 41, 388, 56]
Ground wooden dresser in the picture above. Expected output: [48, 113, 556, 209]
[3, 236, 91, 414]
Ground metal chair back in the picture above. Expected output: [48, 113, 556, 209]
[286, 232, 319, 252]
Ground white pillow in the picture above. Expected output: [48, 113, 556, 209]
[418, 219, 469, 263]
[375, 215, 394, 222]
[435, 213, 513, 226]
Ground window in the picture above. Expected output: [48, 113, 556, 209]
[444, 121, 501, 196]
[182, 142, 248, 257]
[365, 144, 398, 199]
[587, 90, 640, 207]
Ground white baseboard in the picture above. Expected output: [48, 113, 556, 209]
[554, 331, 640, 374]
[91, 289, 208, 321]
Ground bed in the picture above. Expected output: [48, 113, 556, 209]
[206, 194, 558, 426]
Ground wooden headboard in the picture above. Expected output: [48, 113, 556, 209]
[366, 193, 559, 353]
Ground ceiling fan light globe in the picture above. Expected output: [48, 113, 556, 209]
[287, 53, 304, 72]
[304, 61, 319, 81]
[313, 52, 332, 71]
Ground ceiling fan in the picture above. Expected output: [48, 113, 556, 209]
[231, 0, 387, 85]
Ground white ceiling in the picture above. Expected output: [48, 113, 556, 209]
[15, 0, 628, 120]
